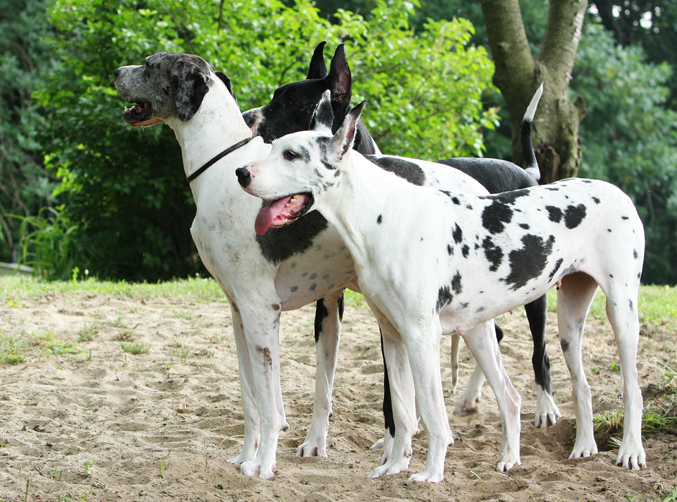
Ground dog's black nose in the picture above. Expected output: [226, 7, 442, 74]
[236, 167, 252, 188]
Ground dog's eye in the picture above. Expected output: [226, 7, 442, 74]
[283, 150, 300, 161]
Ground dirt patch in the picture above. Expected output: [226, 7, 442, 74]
[0, 290, 675, 501]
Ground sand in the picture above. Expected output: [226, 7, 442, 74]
[0, 286, 675, 501]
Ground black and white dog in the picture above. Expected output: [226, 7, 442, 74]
[115, 52, 501, 479]
[236, 95, 647, 481]
[243, 43, 559, 434]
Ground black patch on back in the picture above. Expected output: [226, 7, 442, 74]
[482, 201, 513, 234]
[546, 206, 562, 223]
[505, 234, 555, 290]
[256, 210, 329, 264]
[482, 236, 503, 272]
[564, 204, 587, 229]
[453, 224, 463, 244]
[365, 155, 425, 186]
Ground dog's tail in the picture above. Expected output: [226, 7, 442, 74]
[522, 83, 543, 181]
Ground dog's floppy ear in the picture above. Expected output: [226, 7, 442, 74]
[307, 41, 328, 79]
[172, 59, 210, 122]
[215, 71, 238, 104]
[325, 44, 351, 119]
[309, 90, 334, 133]
[330, 100, 367, 162]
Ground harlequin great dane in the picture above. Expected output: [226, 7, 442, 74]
[115, 52, 508, 479]
[236, 94, 647, 480]
[243, 43, 560, 437]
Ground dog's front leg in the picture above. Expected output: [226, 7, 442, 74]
[364, 301, 418, 478]
[227, 304, 261, 466]
[298, 288, 346, 457]
[235, 300, 288, 479]
[463, 321, 521, 472]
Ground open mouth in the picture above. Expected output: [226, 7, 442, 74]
[255, 193, 313, 235]
[122, 101, 162, 127]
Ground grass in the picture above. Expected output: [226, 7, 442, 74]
[546, 284, 677, 327]
[0, 275, 225, 304]
[120, 342, 150, 355]
[0, 331, 27, 364]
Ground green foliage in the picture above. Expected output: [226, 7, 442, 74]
[32, 0, 495, 281]
[0, 331, 27, 364]
[573, 22, 677, 285]
[0, 0, 59, 262]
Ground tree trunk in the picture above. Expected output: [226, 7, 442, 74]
[480, 0, 588, 183]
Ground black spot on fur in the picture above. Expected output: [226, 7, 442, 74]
[366, 155, 425, 186]
[314, 299, 329, 343]
[520, 223, 530, 230]
[546, 206, 563, 223]
[482, 201, 513, 235]
[447, 244, 453, 255]
[462, 245, 469, 258]
[629, 299, 634, 311]
[453, 224, 463, 244]
[560, 338, 570, 352]
[505, 235, 555, 290]
[451, 196, 461, 205]
[633, 249, 638, 259]
[564, 204, 587, 229]
[548, 258, 563, 281]
[482, 236, 503, 272]
[377, 215, 382, 224]
[436, 285, 453, 312]
[451, 272, 463, 295]
[592, 197, 600, 204]
[256, 210, 328, 264]
[622, 216, 629, 220]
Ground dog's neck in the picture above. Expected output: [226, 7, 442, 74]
[166, 75, 255, 193]
[317, 152, 416, 263]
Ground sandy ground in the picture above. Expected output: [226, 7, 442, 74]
[0, 286, 675, 501]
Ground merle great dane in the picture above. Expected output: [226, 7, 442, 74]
[115, 52, 508, 479]
[237, 94, 647, 480]
[242, 42, 559, 445]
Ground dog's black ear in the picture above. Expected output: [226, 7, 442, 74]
[215, 71, 238, 104]
[172, 59, 210, 122]
[325, 44, 352, 119]
[331, 100, 366, 161]
[310, 90, 334, 133]
[307, 41, 328, 79]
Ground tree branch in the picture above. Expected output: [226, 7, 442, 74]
[539, 0, 588, 81]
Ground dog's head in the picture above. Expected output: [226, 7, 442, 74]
[114, 52, 237, 126]
[242, 42, 353, 143]
[236, 92, 366, 235]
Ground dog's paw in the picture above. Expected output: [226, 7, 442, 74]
[370, 438, 385, 451]
[496, 460, 518, 472]
[569, 444, 598, 459]
[240, 460, 276, 479]
[534, 388, 561, 428]
[368, 456, 410, 478]
[453, 390, 482, 416]
[408, 468, 444, 483]
[228, 451, 254, 465]
[616, 444, 646, 470]
[297, 440, 327, 458]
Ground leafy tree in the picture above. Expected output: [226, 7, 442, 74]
[0, 0, 58, 263]
[33, 0, 496, 280]
[572, 22, 677, 284]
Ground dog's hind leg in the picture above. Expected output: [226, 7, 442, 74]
[450, 334, 461, 393]
[604, 286, 646, 469]
[298, 288, 346, 457]
[463, 321, 521, 472]
[524, 294, 561, 428]
[227, 303, 261, 466]
[557, 272, 599, 460]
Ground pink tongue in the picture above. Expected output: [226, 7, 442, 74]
[255, 196, 292, 235]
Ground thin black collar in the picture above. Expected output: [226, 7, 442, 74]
[183, 136, 253, 187]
